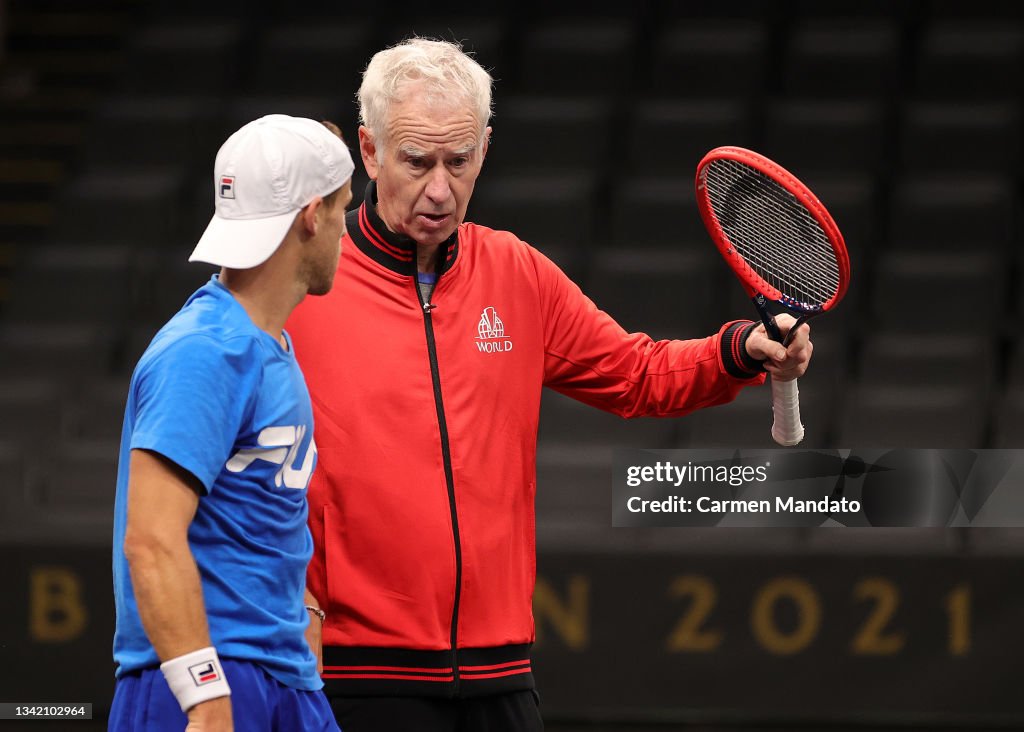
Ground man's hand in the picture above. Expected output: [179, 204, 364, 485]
[744, 313, 813, 382]
[185, 696, 233, 731]
[304, 608, 324, 675]
[303, 588, 324, 674]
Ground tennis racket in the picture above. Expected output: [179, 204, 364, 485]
[695, 146, 850, 446]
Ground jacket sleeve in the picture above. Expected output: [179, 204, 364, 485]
[532, 247, 766, 418]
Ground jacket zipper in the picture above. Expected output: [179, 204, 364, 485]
[415, 280, 463, 695]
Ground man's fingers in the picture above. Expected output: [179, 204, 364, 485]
[779, 319, 810, 347]
[750, 336, 787, 362]
[745, 318, 813, 368]
[776, 337, 812, 365]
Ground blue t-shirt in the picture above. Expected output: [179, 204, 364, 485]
[112, 276, 320, 690]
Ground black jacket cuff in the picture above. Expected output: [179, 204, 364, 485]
[721, 321, 765, 378]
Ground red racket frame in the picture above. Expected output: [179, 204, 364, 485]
[694, 145, 850, 315]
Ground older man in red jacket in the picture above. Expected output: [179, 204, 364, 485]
[286, 37, 812, 732]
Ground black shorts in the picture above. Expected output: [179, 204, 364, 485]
[329, 690, 544, 732]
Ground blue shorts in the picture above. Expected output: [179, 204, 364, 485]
[109, 658, 339, 731]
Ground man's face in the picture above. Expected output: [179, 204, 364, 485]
[360, 87, 490, 248]
[305, 179, 352, 296]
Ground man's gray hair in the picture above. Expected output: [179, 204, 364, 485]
[358, 38, 494, 153]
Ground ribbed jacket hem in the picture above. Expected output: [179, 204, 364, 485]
[321, 643, 534, 699]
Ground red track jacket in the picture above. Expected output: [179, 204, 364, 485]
[286, 184, 766, 698]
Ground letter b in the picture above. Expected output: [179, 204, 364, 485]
[30, 567, 87, 642]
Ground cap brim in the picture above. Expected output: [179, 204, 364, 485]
[189, 209, 299, 269]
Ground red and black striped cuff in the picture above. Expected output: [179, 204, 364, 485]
[721, 321, 765, 378]
[320, 644, 534, 699]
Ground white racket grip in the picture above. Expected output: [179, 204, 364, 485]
[770, 376, 805, 446]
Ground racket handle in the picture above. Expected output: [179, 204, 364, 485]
[770, 377, 805, 446]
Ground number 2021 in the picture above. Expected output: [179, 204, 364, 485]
[666, 575, 971, 657]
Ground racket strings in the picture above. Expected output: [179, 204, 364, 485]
[704, 159, 840, 308]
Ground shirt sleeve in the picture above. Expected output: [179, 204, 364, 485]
[129, 333, 263, 493]
[530, 245, 765, 419]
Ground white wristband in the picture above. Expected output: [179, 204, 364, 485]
[159, 646, 231, 713]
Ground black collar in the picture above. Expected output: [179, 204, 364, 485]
[347, 181, 460, 277]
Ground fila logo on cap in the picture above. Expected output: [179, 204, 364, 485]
[188, 660, 221, 686]
[476, 307, 513, 353]
[191, 115, 355, 270]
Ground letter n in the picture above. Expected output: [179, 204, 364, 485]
[533, 575, 589, 650]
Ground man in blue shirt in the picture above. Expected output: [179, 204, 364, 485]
[110, 115, 354, 731]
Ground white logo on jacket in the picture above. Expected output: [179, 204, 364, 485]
[476, 306, 513, 353]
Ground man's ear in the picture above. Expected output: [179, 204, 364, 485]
[359, 126, 380, 180]
[300, 196, 324, 236]
[482, 126, 492, 161]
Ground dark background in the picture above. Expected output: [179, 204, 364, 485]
[1, 0, 1023, 728]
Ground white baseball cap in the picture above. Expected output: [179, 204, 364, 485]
[189, 114, 355, 269]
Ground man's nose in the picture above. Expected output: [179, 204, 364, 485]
[424, 167, 452, 204]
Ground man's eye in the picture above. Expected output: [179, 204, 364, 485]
[451, 157, 468, 168]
